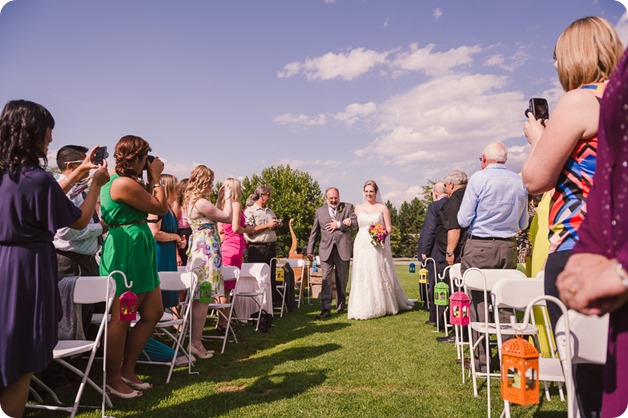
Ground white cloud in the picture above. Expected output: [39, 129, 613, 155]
[389, 43, 482, 77]
[433, 8, 443, 21]
[334, 102, 377, 126]
[323, 0, 336, 4]
[614, 12, 628, 48]
[355, 73, 525, 166]
[273, 113, 328, 126]
[277, 48, 388, 81]
[484, 45, 529, 71]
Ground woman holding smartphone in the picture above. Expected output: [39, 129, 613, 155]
[521, 16, 623, 416]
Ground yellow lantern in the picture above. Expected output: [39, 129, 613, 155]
[418, 267, 429, 284]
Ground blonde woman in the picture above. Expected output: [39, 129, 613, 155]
[521, 16, 623, 416]
[183, 165, 232, 359]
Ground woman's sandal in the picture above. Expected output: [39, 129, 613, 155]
[190, 345, 214, 359]
[121, 376, 153, 390]
[106, 384, 143, 399]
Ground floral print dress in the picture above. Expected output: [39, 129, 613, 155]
[186, 213, 224, 298]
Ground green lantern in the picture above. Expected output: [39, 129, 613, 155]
[434, 281, 450, 306]
[199, 281, 212, 303]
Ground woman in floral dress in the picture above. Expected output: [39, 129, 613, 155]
[183, 165, 232, 359]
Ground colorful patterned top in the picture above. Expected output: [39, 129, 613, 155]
[548, 82, 605, 253]
[186, 210, 224, 298]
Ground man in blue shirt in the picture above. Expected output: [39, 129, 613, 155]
[457, 141, 528, 372]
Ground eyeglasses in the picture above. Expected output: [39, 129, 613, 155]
[478, 157, 482, 162]
[65, 160, 84, 166]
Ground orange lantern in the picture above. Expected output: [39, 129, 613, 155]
[501, 336, 539, 405]
[450, 291, 470, 326]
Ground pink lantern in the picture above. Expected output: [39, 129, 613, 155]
[450, 291, 470, 326]
[119, 290, 137, 321]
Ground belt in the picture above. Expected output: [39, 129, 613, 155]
[249, 242, 276, 247]
[467, 234, 515, 242]
[56, 249, 97, 259]
[109, 219, 147, 228]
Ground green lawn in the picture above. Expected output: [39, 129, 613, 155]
[28, 267, 568, 417]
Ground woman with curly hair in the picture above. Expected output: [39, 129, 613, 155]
[183, 165, 232, 359]
[0, 100, 109, 417]
[99, 135, 168, 398]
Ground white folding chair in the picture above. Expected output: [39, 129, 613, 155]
[202, 266, 239, 354]
[463, 268, 527, 418]
[136, 271, 196, 382]
[232, 263, 271, 330]
[27, 275, 115, 418]
[500, 296, 575, 418]
[555, 311, 609, 418]
[492, 278, 566, 411]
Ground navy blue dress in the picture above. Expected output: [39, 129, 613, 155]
[156, 210, 179, 308]
[0, 166, 81, 387]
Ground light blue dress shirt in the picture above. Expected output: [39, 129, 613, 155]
[456, 164, 528, 238]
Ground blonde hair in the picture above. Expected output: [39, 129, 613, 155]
[217, 177, 243, 210]
[554, 16, 623, 91]
[363, 179, 379, 193]
[183, 165, 214, 212]
[160, 173, 178, 205]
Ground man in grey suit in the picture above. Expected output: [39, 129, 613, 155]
[307, 187, 357, 319]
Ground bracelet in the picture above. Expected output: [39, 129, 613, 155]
[614, 260, 628, 290]
[152, 184, 163, 188]
[64, 177, 75, 187]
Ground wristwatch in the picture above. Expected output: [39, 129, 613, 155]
[446, 251, 453, 257]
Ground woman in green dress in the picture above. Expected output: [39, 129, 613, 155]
[99, 135, 168, 398]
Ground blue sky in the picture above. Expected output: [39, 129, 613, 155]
[1, 0, 627, 207]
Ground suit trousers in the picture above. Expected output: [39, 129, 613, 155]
[461, 238, 517, 373]
[320, 245, 350, 311]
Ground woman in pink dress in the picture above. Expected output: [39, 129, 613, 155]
[218, 178, 254, 314]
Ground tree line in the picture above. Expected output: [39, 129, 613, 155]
[232, 164, 436, 259]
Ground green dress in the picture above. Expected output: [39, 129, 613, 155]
[99, 174, 160, 296]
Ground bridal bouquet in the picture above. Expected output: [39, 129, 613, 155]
[369, 223, 388, 247]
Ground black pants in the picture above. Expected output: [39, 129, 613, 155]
[545, 250, 604, 417]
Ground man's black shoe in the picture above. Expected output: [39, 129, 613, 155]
[315, 310, 331, 319]
[424, 320, 436, 326]
[454, 358, 471, 368]
[337, 307, 346, 314]
[436, 334, 456, 343]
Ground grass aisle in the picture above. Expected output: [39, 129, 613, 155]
[33, 267, 568, 417]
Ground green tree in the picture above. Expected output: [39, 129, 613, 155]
[242, 165, 324, 257]
[395, 197, 427, 257]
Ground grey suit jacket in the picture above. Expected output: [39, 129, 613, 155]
[306, 202, 357, 261]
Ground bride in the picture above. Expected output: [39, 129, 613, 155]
[348, 180, 414, 320]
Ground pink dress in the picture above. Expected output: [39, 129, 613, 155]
[221, 213, 246, 290]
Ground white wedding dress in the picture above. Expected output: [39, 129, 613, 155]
[347, 211, 414, 320]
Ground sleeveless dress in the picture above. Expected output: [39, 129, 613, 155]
[99, 174, 160, 296]
[347, 211, 413, 320]
[0, 166, 82, 387]
[186, 208, 224, 297]
[156, 209, 179, 308]
[221, 213, 246, 291]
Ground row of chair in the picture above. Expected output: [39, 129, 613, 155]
[446, 266, 609, 418]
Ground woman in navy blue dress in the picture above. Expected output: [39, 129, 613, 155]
[0, 100, 109, 417]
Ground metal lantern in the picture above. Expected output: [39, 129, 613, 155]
[409, 262, 416, 273]
[501, 336, 540, 405]
[199, 281, 213, 303]
[119, 290, 137, 322]
[276, 265, 285, 282]
[418, 267, 429, 284]
[434, 280, 450, 306]
[450, 291, 470, 325]
[312, 261, 319, 273]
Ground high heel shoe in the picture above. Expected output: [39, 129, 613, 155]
[121, 376, 153, 390]
[106, 384, 143, 399]
[190, 345, 214, 359]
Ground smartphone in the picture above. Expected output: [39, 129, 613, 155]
[524, 98, 549, 121]
[93, 146, 107, 164]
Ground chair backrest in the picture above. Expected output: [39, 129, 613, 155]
[221, 265, 240, 281]
[73, 276, 116, 305]
[463, 268, 527, 292]
[159, 271, 192, 292]
[555, 311, 609, 365]
[281, 258, 306, 268]
[492, 277, 544, 310]
[240, 262, 270, 281]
